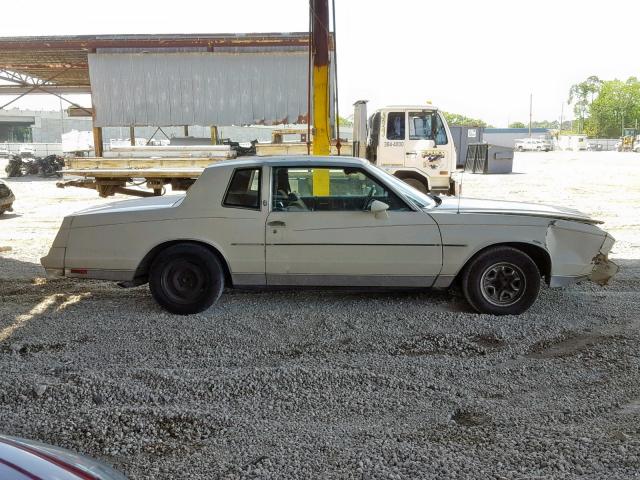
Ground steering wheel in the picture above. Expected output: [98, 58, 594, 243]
[362, 185, 376, 210]
[288, 192, 309, 211]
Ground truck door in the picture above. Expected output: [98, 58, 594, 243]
[403, 111, 444, 170]
[377, 111, 406, 167]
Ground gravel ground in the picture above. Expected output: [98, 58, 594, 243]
[1, 152, 639, 479]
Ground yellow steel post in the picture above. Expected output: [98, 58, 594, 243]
[311, 0, 330, 157]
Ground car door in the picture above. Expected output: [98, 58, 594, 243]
[265, 165, 442, 287]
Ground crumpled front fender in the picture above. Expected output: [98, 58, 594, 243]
[545, 220, 618, 287]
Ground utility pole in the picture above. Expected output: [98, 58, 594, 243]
[528, 93, 532, 138]
[560, 102, 564, 133]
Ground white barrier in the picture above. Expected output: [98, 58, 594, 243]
[0, 143, 63, 157]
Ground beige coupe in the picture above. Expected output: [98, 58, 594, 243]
[42, 157, 617, 315]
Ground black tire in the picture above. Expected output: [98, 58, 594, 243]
[401, 177, 428, 193]
[148, 243, 224, 315]
[461, 246, 540, 315]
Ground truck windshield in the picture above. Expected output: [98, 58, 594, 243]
[367, 164, 437, 210]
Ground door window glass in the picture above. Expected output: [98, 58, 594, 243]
[272, 167, 409, 212]
[407, 111, 449, 145]
[386, 112, 405, 140]
[223, 168, 261, 209]
[409, 112, 434, 140]
[435, 114, 448, 145]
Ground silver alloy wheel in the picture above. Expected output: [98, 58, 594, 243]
[480, 262, 526, 307]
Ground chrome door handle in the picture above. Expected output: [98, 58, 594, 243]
[267, 220, 286, 227]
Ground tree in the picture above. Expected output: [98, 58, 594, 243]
[587, 77, 640, 137]
[338, 116, 353, 127]
[442, 112, 489, 127]
[508, 121, 526, 128]
[568, 76, 601, 133]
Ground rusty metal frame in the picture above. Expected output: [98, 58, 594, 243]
[0, 67, 90, 111]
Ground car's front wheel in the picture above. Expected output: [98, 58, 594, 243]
[149, 243, 224, 314]
[461, 246, 540, 315]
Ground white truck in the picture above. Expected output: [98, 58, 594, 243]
[353, 101, 457, 194]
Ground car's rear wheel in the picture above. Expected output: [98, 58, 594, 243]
[149, 243, 224, 315]
[461, 246, 540, 315]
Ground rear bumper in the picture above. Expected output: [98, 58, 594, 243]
[41, 247, 66, 277]
[44, 268, 65, 277]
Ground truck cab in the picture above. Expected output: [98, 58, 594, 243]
[353, 102, 457, 194]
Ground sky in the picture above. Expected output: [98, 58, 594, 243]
[0, 0, 637, 127]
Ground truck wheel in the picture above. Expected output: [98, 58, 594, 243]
[149, 243, 224, 315]
[401, 177, 428, 193]
[461, 246, 540, 315]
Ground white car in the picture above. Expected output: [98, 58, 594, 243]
[515, 138, 551, 152]
[42, 157, 617, 316]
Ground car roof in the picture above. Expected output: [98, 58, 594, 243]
[205, 155, 370, 171]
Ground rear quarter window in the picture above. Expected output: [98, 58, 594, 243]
[223, 168, 261, 210]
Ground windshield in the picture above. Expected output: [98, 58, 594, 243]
[366, 163, 437, 209]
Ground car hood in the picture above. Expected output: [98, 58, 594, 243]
[432, 197, 602, 224]
[73, 194, 184, 216]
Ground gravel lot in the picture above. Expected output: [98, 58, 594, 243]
[1, 152, 639, 479]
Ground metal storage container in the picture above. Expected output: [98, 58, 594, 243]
[464, 143, 513, 174]
[449, 126, 484, 168]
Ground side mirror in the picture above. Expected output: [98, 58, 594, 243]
[369, 200, 389, 219]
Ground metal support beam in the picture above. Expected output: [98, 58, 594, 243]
[93, 106, 103, 157]
[311, 0, 331, 156]
[184, 125, 189, 137]
[0, 85, 91, 94]
[0, 66, 79, 110]
[129, 126, 135, 146]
